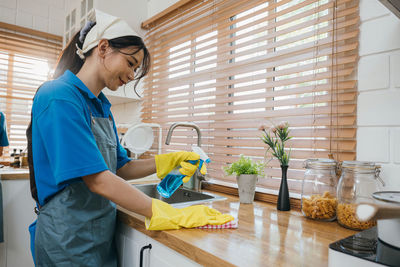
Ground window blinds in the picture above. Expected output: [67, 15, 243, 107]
[142, 0, 358, 193]
[0, 22, 62, 160]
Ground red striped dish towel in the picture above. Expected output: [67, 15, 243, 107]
[195, 219, 238, 229]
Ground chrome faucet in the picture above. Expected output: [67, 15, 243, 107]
[165, 122, 205, 192]
[165, 122, 201, 147]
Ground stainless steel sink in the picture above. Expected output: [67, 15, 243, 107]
[132, 183, 227, 206]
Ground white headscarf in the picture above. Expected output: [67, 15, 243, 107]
[76, 10, 140, 59]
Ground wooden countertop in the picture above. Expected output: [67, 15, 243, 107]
[0, 167, 29, 180]
[117, 189, 357, 267]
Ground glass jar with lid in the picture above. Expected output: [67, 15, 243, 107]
[336, 161, 384, 230]
[301, 159, 338, 221]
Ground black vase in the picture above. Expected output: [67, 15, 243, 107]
[277, 165, 290, 211]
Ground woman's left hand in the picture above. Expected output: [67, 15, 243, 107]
[154, 151, 206, 182]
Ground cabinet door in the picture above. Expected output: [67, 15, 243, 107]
[117, 223, 148, 267]
[2, 180, 36, 267]
[117, 223, 202, 267]
[147, 237, 202, 267]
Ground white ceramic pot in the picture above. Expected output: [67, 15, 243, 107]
[377, 218, 400, 248]
[373, 191, 400, 248]
[236, 174, 258, 204]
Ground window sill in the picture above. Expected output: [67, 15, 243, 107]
[203, 179, 301, 210]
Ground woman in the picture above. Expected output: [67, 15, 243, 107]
[27, 10, 206, 266]
[0, 111, 8, 157]
[0, 110, 9, 244]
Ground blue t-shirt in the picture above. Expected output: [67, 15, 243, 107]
[0, 111, 9, 147]
[32, 70, 131, 206]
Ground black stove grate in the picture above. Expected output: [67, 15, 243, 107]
[339, 236, 377, 255]
[330, 227, 400, 266]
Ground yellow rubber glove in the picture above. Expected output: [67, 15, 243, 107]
[155, 151, 207, 183]
[180, 160, 207, 183]
[145, 199, 234, 230]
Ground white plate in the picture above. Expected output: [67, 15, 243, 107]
[122, 123, 154, 155]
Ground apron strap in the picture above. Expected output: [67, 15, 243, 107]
[27, 87, 41, 207]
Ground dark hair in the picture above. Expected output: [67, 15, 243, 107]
[53, 23, 151, 97]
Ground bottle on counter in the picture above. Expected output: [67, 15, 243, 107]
[18, 149, 23, 167]
[12, 149, 21, 168]
[10, 148, 16, 162]
[336, 161, 384, 230]
[301, 159, 338, 221]
[20, 148, 28, 167]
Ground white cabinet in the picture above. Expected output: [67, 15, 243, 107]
[0, 179, 36, 267]
[64, 0, 148, 104]
[116, 222, 202, 267]
[102, 79, 145, 104]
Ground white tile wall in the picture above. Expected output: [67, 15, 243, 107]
[359, 14, 400, 56]
[377, 163, 400, 190]
[358, 54, 389, 91]
[358, 0, 400, 189]
[46, 0, 64, 9]
[0, 0, 65, 36]
[147, 0, 179, 18]
[0, 6, 16, 24]
[357, 127, 389, 163]
[15, 10, 32, 28]
[0, 0, 17, 9]
[391, 52, 400, 88]
[33, 15, 48, 32]
[48, 17, 63, 36]
[48, 5, 64, 20]
[358, 90, 400, 126]
[18, 0, 49, 17]
[392, 128, 400, 164]
[359, 0, 388, 21]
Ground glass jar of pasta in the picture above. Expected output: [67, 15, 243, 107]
[301, 159, 338, 221]
[337, 161, 384, 230]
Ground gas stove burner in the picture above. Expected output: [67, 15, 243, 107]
[339, 236, 377, 255]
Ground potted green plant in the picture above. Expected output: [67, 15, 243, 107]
[224, 155, 264, 204]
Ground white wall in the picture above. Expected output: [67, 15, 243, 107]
[0, 0, 65, 36]
[358, 0, 400, 190]
[147, 0, 179, 18]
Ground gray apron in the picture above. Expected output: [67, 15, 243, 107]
[0, 177, 3, 243]
[34, 113, 118, 267]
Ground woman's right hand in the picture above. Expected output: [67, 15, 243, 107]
[145, 199, 234, 230]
